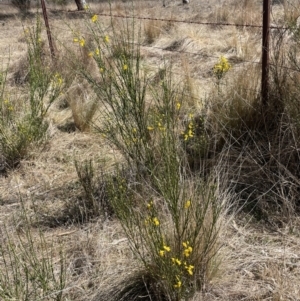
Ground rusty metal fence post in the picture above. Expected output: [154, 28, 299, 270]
[40, 0, 56, 60]
[262, 0, 271, 105]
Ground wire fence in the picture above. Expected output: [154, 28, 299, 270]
[1, 1, 299, 89]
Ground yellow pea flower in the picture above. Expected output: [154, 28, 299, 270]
[171, 257, 182, 265]
[163, 245, 171, 252]
[174, 277, 182, 288]
[79, 38, 85, 47]
[91, 14, 98, 23]
[184, 200, 191, 209]
[152, 217, 159, 226]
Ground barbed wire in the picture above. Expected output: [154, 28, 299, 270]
[2, 5, 300, 76]
[0, 3, 291, 31]
[48, 23, 262, 67]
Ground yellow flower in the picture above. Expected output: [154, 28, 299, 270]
[100, 67, 105, 73]
[91, 14, 98, 23]
[73, 38, 79, 43]
[185, 264, 194, 276]
[147, 201, 153, 209]
[79, 38, 85, 47]
[152, 217, 160, 226]
[88, 51, 94, 57]
[184, 200, 191, 209]
[54, 73, 63, 86]
[174, 277, 182, 288]
[183, 246, 193, 257]
[123, 64, 128, 71]
[95, 48, 100, 56]
[171, 258, 181, 265]
[163, 245, 171, 252]
[213, 56, 231, 80]
[159, 250, 165, 257]
[182, 241, 189, 248]
[104, 35, 110, 43]
[176, 102, 181, 110]
[147, 126, 154, 131]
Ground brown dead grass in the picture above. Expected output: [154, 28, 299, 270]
[1, 1, 300, 301]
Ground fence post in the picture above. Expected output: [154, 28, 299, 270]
[262, 0, 270, 106]
[40, 0, 56, 60]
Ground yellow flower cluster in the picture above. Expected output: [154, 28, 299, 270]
[185, 263, 194, 276]
[174, 277, 182, 288]
[91, 14, 98, 23]
[147, 118, 166, 132]
[182, 114, 194, 141]
[73, 37, 85, 47]
[89, 48, 100, 58]
[213, 56, 231, 80]
[157, 239, 195, 290]
[147, 200, 153, 209]
[152, 217, 160, 226]
[159, 245, 171, 257]
[103, 35, 110, 43]
[183, 241, 193, 257]
[171, 257, 181, 265]
[53, 73, 63, 87]
[157, 121, 165, 131]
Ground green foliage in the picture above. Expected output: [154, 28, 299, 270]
[0, 17, 64, 169]
[0, 201, 66, 301]
[108, 173, 222, 301]
[74, 13, 224, 300]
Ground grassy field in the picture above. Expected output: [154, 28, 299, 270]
[1, 0, 300, 300]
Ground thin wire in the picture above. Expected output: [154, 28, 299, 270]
[49, 23, 263, 68]
[0, 3, 290, 31]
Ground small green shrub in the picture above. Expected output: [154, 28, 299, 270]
[0, 17, 64, 169]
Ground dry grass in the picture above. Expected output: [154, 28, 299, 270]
[1, 1, 300, 301]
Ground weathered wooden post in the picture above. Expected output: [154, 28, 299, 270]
[40, 0, 56, 60]
[261, 0, 271, 105]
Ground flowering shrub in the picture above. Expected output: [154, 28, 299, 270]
[213, 56, 231, 80]
[74, 13, 225, 301]
[0, 16, 64, 169]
